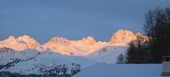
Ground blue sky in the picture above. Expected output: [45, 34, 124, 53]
[0, 0, 170, 43]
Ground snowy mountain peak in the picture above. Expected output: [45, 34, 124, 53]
[109, 30, 149, 46]
[109, 29, 135, 46]
[17, 35, 32, 41]
[0, 35, 44, 51]
[7, 35, 16, 40]
[0, 36, 27, 51]
[113, 29, 134, 37]
[17, 35, 44, 51]
[79, 36, 97, 45]
[17, 35, 37, 44]
[50, 37, 70, 43]
[44, 37, 71, 47]
[43, 37, 71, 54]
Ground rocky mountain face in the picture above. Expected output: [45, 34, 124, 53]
[0, 29, 148, 56]
[109, 30, 136, 46]
[17, 35, 44, 51]
[0, 35, 44, 51]
[0, 36, 27, 51]
[109, 30, 149, 46]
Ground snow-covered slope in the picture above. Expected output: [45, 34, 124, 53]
[0, 48, 40, 65]
[0, 46, 128, 75]
[74, 64, 161, 77]
[0, 48, 96, 75]
[86, 46, 128, 64]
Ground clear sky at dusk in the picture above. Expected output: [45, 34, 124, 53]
[0, 0, 170, 43]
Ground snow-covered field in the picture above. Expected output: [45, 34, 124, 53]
[86, 46, 127, 64]
[74, 64, 162, 77]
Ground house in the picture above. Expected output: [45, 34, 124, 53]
[162, 56, 170, 77]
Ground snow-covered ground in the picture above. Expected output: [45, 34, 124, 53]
[0, 46, 127, 75]
[86, 46, 127, 64]
[74, 64, 162, 77]
[0, 51, 96, 74]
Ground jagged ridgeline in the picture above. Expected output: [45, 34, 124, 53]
[0, 29, 148, 56]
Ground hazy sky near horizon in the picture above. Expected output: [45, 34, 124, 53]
[0, 0, 170, 43]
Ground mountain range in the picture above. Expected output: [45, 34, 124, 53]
[0, 29, 148, 56]
[0, 29, 149, 76]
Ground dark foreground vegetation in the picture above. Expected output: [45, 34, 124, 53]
[118, 7, 170, 64]
[0, 71, 72, 77]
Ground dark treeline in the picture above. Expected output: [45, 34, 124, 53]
[117, 7, 170, 64]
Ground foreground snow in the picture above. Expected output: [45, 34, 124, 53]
[74, 64, 162, 77]
[86, 46, 127, 64]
